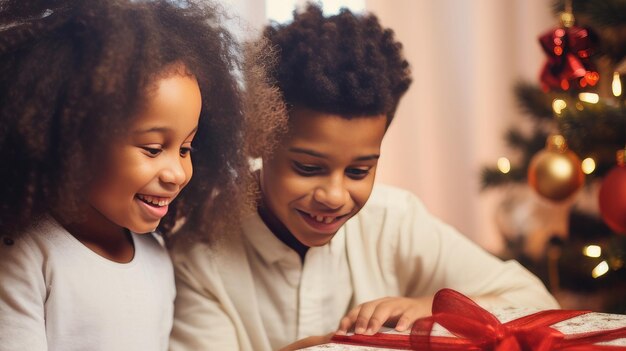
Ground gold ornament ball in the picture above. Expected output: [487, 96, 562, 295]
[528, 148, 584, 202]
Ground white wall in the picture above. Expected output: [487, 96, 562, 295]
[367, 0, 553, 251]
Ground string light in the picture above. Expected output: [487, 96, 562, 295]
[552, 99, 567, 115]
[613, 72, 622, 97]
[575, 102, 584, 110]
[583, 244, 601, 257]
[581, 157, 596, 174]
[497, 157, 511, 174]
[591, 260, 609, 278]
[579, 92, 599, 104]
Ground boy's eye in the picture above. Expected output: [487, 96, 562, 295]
[142, 146, 162, 157]
[346, 167, 371, 179]
[293, 161, 322, 175]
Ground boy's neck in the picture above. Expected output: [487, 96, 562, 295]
[257, 202, 309, 262]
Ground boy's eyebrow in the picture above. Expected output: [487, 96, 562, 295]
[354, 154, 380, 161]
[288, 147, 380, 161]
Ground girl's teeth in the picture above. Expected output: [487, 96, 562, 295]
[324, 217, 333, 224]
[138, 195, 169, 207]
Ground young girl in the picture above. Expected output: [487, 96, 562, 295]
[169, 4, 560, 351]
[0, 0, 251, 350]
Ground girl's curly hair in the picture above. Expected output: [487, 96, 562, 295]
[0, 0, 252, 243]
[263, 3, 412, 124]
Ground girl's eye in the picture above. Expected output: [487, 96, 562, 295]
[346, 167, 371, 179]
[142, 146, 162, 157]
[293, 161, 322, 175]
[180, 146, 193, 157]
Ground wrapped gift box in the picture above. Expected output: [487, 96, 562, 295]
[300, 289, 626, 350]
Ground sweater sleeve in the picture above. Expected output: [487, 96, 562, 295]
[355, 185, 559, 310]
[169, 244, 242, 351]
[396, 188, 558, 309]
[0, 233, 48, 351]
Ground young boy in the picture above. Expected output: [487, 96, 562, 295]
[169, 4, 558, 351]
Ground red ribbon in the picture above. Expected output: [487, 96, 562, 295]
[331, 289, 626, 350]
[410, 289, 626, 351]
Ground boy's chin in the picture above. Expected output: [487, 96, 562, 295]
[299, 234, 338, 248]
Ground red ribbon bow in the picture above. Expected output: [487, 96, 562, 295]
[331, 289, 626, 350]
[410, 289, 626, 351]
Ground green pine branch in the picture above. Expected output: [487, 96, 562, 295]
[514, 82, 554, 120]
[480, 167, 526, 189]
[553, 0, 626, 27]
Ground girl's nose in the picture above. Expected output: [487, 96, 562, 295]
[160, 157, 188, 186]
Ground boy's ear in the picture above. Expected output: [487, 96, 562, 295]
[249, 157, 263, 172]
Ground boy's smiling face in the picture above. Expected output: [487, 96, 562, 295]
[259, 106, 387, 248]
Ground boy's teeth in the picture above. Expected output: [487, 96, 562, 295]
[309, 213, 335, 224]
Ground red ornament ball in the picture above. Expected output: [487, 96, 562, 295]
[598, 165, 626, 235]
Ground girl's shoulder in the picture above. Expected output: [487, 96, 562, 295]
[0, 218, 169, 269]
[0, 216, 67, 284]
[0, 216, 67, 258]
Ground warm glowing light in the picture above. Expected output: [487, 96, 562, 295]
[552, 99, 567, 115]
[497, 157, 511, 174]
[581, 158, 596, 174]
[583, 245, 601, 258]
[592, 260, 609, 278]
[613, 72, 622, 97]
[579, 92, 599, 104]
[551, 158, 574, 178]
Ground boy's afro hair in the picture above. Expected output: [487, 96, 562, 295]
[263, 3, 412, 122]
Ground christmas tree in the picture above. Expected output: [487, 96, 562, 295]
[481, 0, 626, 314]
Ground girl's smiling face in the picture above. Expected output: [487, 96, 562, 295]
[86, 71, 201, 235]
[259, 106, 387, 249]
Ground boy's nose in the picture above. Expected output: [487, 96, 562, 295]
[313, 177, 348, 210]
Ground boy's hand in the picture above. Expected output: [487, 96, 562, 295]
[335, 296, 434, 336]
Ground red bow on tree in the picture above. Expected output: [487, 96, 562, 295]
[538, 25, 598, 91]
